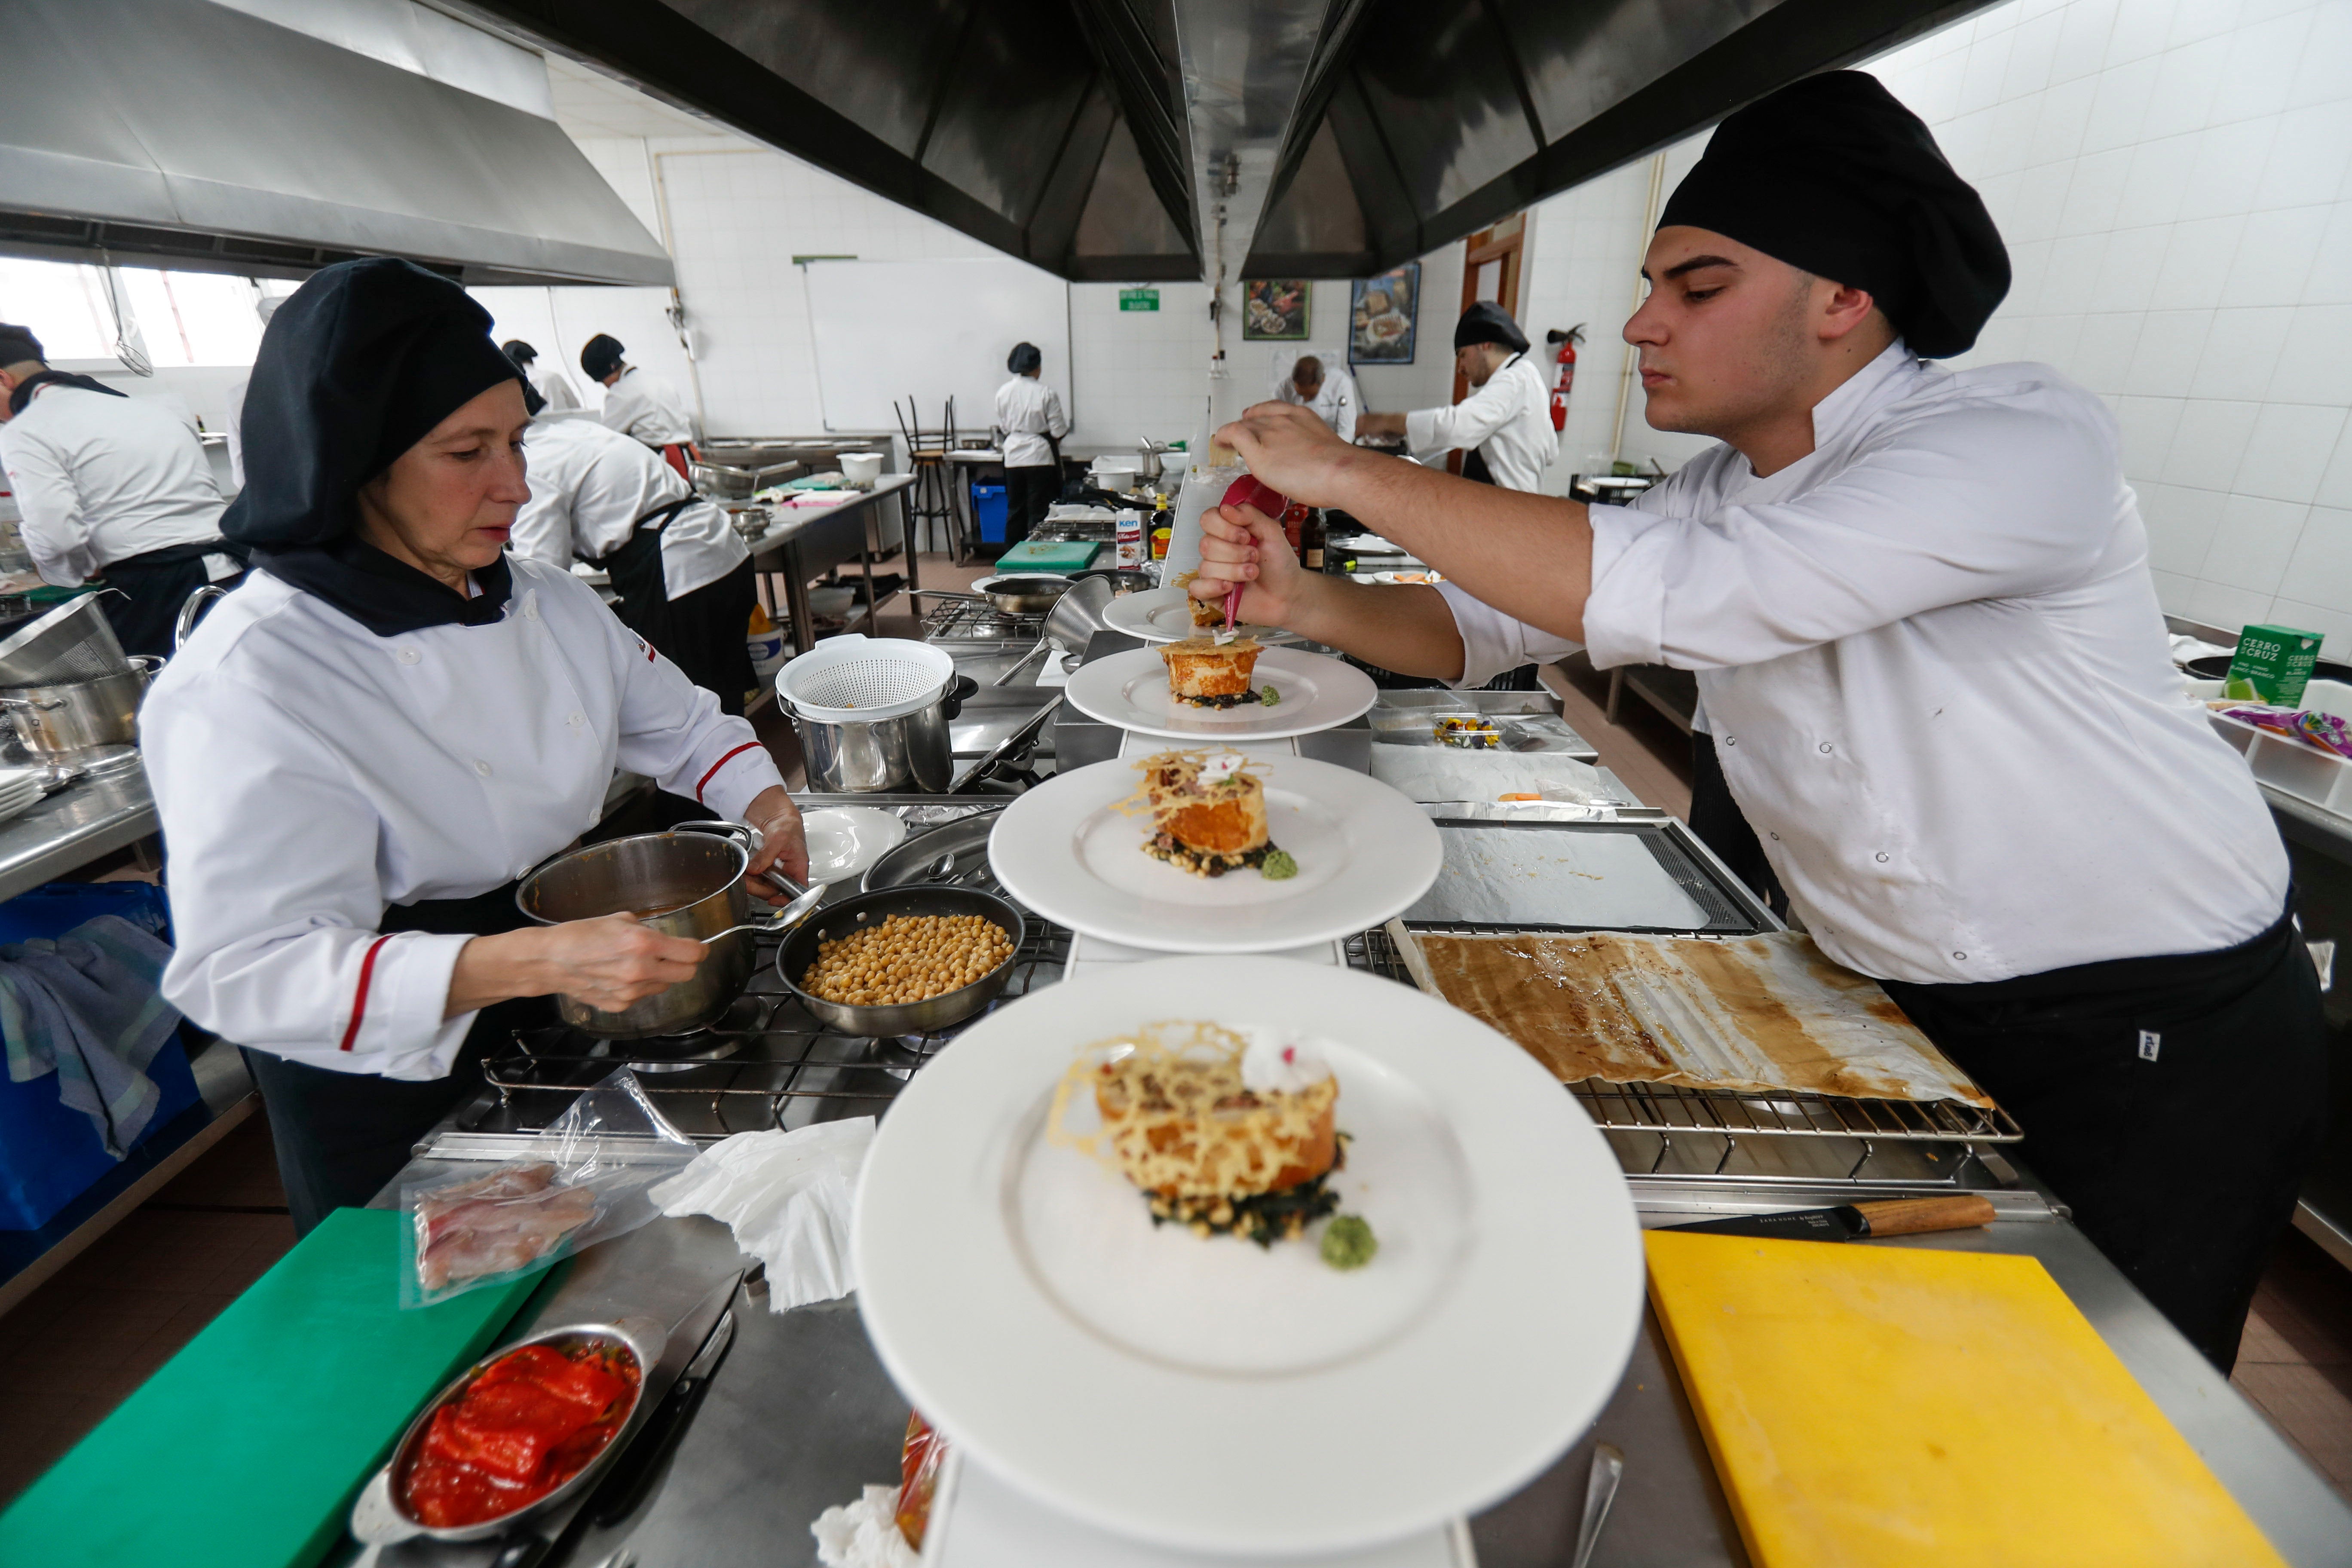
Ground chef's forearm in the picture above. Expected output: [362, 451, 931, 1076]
[1283, 576, 1467, 681]
[1331, 456, 1596, 643]
[446, 927, 551, 1017]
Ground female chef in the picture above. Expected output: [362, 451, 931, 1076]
[144, 259, 807, 1234]
[993, 342, 1068, 546]
[1187, 73, 2328, 1372]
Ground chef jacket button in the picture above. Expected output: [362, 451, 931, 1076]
[568, 712, 585, 727]
[1875, 851, 1889, 862]
[397, 647, 421, 665]
[1818, 741, 1832, 753]
[474, 759, 492, 777]
[1953, 951, 1967, 960]
[524, 601, 539, 621]
[1723, 736, 1735, 746]
[1768, 832, 1779, 841]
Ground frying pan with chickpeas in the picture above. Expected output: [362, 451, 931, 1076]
[774, 885, 1028, 1036]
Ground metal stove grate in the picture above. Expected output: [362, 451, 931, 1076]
[468, 912, 1073, 1141]
[920, 597, 1045, 643]
[1344, 925, 2022, 1171]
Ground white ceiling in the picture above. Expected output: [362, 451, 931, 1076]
[542, 53, 749, 144]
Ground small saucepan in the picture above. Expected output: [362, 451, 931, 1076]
[773, 885, 1026, 1036]
[910, 575, 1074, 616]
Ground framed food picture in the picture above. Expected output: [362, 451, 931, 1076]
[1350, 263, 1419, 365]
[1243, 279, 1311, 341]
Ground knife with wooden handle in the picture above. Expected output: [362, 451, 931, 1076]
[1661, 1194, 1997, 1241]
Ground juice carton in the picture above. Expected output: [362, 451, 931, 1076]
[2226, 624, 2323, 706]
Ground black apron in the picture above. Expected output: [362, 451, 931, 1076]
[1880, 903, 2330, 1372]
[243, 881, 554, 1236]
[590, 496, 695, 625]
[588, 498, 757, 716]
[98, 539, 247, 658]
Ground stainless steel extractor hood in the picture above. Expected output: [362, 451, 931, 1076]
[449, 0, 1993, 283]
[0, 0, 674, 286]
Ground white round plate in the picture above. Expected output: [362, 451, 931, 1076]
[987, 755, 1439, 953]
[797, 806, 906, 884]
[1102, 586, 1304, 646]
[1063, 646, 1376, 742]
[854, 956, 1646, 1556]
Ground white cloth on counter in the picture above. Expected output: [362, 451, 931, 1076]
[515, 417, 747, 601]
[993, 374, 1069, 469]
[597, 365, 695, 448]
[144, 557, 784, 1081]
[652, 1118, 873, 1311]
[1442, 340, 2288, 986]
[1403, 352, 1556, 493]
[811, 1485, 919, 1568]
[0, 384, 227, 584]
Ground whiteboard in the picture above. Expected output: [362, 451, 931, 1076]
[804, 258, 1069, 434]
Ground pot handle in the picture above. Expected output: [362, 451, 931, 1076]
[674, 819, 757, 855]
[940, 674, 979, 722]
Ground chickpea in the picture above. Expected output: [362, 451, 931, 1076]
[800, 913, 1014, 1006]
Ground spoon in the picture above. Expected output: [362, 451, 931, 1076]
[698, 875, 827, 946]
[1570, 1442, 1624, 1568]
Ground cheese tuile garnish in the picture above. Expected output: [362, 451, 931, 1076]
[1113, 747, 1270, 820]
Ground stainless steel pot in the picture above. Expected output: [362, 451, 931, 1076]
[514, 821, 814, 1038]
[793, 674, 977, 793]
[0, 655, 159, 764]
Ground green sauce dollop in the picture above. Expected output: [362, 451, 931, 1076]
[1259, 848, 1299, 880]
[1261, 684, 1281, 706]
[1321, 1214, 1378, 1270]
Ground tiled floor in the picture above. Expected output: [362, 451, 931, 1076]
[2234, 1228, 2352, 1499]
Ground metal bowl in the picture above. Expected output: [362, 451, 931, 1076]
[355, 1316, 668, 1546]
[774, 885, 1025, 1035]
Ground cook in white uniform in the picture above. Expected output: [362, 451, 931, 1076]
[1188, 73, 2327, 1372]
[145, 259, 808, 1234]
[0, 324, 244, 656]
[1355, 302, 1556, 491]
[581, 334, 696, 479]
[993, 341, 1067, 546]
[1273, 354, 1358, 444]
[501, 338, 581, 413]
[512, 386, 758, 714]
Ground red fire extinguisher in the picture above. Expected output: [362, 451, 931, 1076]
[1546, 324, 1585, 433]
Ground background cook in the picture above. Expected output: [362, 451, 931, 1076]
[1354, 302, 1556, 491]
[1187, 73, 2327, 1372]
[145, 259, 806, 1234]
[994, 340, 1069, 547]
[581, 332, 697, 478]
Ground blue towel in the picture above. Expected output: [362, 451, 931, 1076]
[0, 914, 184, 1158]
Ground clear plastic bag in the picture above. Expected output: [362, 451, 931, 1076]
[399, 1068, 699, 1308]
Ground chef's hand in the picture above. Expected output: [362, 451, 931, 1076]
[448, 916, 709, 1017]
[1189, 504, 1307, 628]
[741, 784, 809, 900]
[1215, 400, 1363, 507]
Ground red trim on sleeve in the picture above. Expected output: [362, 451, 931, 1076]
[339, 934, 395, 1051]
[695, 741, 765, 803]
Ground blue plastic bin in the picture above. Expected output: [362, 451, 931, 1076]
[972, 482, 1009, 545]
[0, 881, 198, 1230]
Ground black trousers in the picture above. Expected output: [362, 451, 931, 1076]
[1882, 904, 2330, 1372]
[622, 558, 759, 717]
[1689, 731, 1786, 915]
[1003, 465, 1057, 547]
[242, 885, 552, 1236]
[98, 542, 245, 658]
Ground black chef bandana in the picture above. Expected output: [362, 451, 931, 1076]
[581, 334, 625, 381]
[1453, 303, 1529, 355]
[1007, 341, 1042, 375]
[502, 338, 537, 365]
[1655, 71, 2009, 359]
[224, 257, 524, 636]
[0, 324, 43, 368]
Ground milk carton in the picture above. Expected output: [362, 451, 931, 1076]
[2226, 624, 2324, 706]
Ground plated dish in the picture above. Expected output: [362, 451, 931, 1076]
[1102, 585, 1303, 646]
[987, 753, 1439, 952]
[1063, 645, 1377, 743]
[854, 956, 1645, 1555]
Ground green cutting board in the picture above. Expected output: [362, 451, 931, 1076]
[993, 539, 1101, 573]
[0, 1207, 542, 1568]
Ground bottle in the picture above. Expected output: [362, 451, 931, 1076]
[1114, 508, 1145, 568]
[1300, 509, 1326, 573]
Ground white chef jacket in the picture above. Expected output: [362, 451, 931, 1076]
[225, 377, 251, 491]
[1277, 367, 1360, 444]
[144, 556, 785, 1081]
[1439, 341, 2288, 986]
[530, 364, 582, 413]
[994, 374, 1069, 468]
[0, 384, 227, 584]
[1405, 352, 1557, 493]
[598, 366, 695, 448]
[515, 418, 747, 601]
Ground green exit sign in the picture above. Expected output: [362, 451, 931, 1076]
[1119, 287, 1160, 312]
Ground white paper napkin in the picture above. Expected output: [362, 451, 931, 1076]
[651, 1118, 874, 1311]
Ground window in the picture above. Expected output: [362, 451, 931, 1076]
[0, 259, 284, 367]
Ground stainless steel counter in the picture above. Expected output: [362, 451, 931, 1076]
[0, 763, 156, 904]
[749, 475, 920, 655]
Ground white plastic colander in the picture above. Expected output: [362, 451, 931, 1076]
[775, 634, 958, 723]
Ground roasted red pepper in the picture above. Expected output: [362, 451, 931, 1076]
[400, 1340, 641, 1528]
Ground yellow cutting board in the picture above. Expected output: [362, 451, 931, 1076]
[1645, 1231, 2287, 1568]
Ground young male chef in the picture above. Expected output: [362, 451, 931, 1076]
[145, 260, 805, 1232]
[511, 374, 757, 714]
[1188, 71, 2327, 1371]
[994, 341, 1069, 546]
[581, 333, 697, 478]
[502, 338, 582, 413]
[0, 324, 245, 655]
[1275, 354, 1359, 444]
[1354, 303, 1557, 490]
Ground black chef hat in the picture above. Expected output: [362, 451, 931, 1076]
[1453, 302, 1528, 354]
[1656, 71, 2009, 359]
[0, 324, 44, 367]
[509, 350, 548, 417]
[1007, 342, 1042, 375]
[221, 257, 523, 548]
[502, 338, 538, 365]
[581, 334, 625, 381]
